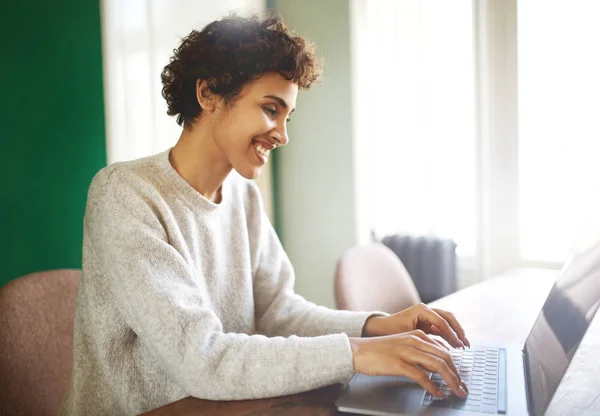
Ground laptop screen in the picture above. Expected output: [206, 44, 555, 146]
[524, 234, 600, 416]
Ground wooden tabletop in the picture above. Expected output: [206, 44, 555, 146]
[141, 268, 600, 415]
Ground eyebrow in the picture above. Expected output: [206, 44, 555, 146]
[264, 95, 295, 114]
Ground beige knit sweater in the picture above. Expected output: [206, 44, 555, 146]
[59, 149, 384, 415]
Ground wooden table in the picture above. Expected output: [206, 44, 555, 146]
[141, 268, 600, 415]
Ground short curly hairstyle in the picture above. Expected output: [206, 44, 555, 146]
[161, 14, 322, 127]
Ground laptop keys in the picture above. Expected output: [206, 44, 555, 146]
[422, 347, 505, 414]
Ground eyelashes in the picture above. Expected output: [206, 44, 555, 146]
[263, 107, 277, 116]
[263, 106, 291, 122]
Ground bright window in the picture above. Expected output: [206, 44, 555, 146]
[518, 0, 600, 262]
[354, 0, 477, 256]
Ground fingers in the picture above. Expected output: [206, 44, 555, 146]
[433, 338, 449, 350]
[418, 306, 465, 349]
[402, 345, 468, 399]
[406, 331, 460, 381]
[427, 326, 455, 350]
[416, 323, 447, 342]
[413, 324, 449, 350]
[427, 325, 443, 337]
[432, 308, 471, 348]
[396, 362, 446, 398]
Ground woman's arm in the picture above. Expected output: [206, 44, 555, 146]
[86, 172, 356, 400]
[252, 209, 388, 339]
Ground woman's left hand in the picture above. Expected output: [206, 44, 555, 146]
[362, 303, 471, 349]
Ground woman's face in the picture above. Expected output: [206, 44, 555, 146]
[211, 72, 298, 179]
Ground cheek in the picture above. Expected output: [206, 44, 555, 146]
[233, 118, 273, 145]
[215, 109, 273, 149]
[249, 114, 274, 137]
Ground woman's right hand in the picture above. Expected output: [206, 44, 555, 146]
[348, 330, 469, 399]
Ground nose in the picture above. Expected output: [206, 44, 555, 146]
[272, 121, 289, 147]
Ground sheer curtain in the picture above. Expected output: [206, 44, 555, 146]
[518, 0, 600, 263]
[352, 0, 477, 256]
[353, 0, 600, 274]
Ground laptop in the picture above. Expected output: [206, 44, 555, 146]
[335, 232, 600, 416]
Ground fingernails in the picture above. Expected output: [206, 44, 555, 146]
[458, 386, 468, 398]
[461, 382, 469, 393]
[436, 389, 445, 398]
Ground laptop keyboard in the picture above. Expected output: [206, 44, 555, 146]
[421, 347, 506, 414]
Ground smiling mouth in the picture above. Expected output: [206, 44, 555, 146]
[255, 144, 270, 158]
[252, 140, 274, 163]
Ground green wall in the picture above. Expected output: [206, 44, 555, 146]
[0, 1, 107, 287]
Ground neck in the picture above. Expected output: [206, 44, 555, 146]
[169, 122, 232, 203]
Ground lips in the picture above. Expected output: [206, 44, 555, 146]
[253, 140, 276, 151]
[252, 143, 268, 165]
[252, 139, 277, 165]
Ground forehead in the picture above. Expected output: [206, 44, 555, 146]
[243, 73, 298, 105]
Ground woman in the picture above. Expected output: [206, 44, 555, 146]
[60, 14, 470, 415]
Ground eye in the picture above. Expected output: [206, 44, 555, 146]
[263, 106, 277, 117]
[264, 105, 292, 123]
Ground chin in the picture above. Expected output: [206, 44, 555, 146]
[234, 165, 262, 180]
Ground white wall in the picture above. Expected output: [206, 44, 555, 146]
[272, 0, 358, 308]
[100, 0, 275, 218]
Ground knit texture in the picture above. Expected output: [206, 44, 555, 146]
[59, 149, 386, 415]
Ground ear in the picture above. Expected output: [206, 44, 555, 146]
[196, 79, 218, 112]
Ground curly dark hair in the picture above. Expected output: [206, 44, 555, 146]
[161, 14, 322, 127]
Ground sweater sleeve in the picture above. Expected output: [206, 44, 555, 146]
[252, 209, 389, 339]
[86, 172, 356, 400]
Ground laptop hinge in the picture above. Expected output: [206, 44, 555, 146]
[522, 348, 534, 414]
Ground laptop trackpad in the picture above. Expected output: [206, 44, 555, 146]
[336, 374, 425, 414]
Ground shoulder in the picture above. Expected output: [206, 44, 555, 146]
[86, 152, 167, 216]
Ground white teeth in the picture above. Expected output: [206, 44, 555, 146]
[255, 143, 270, 158]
